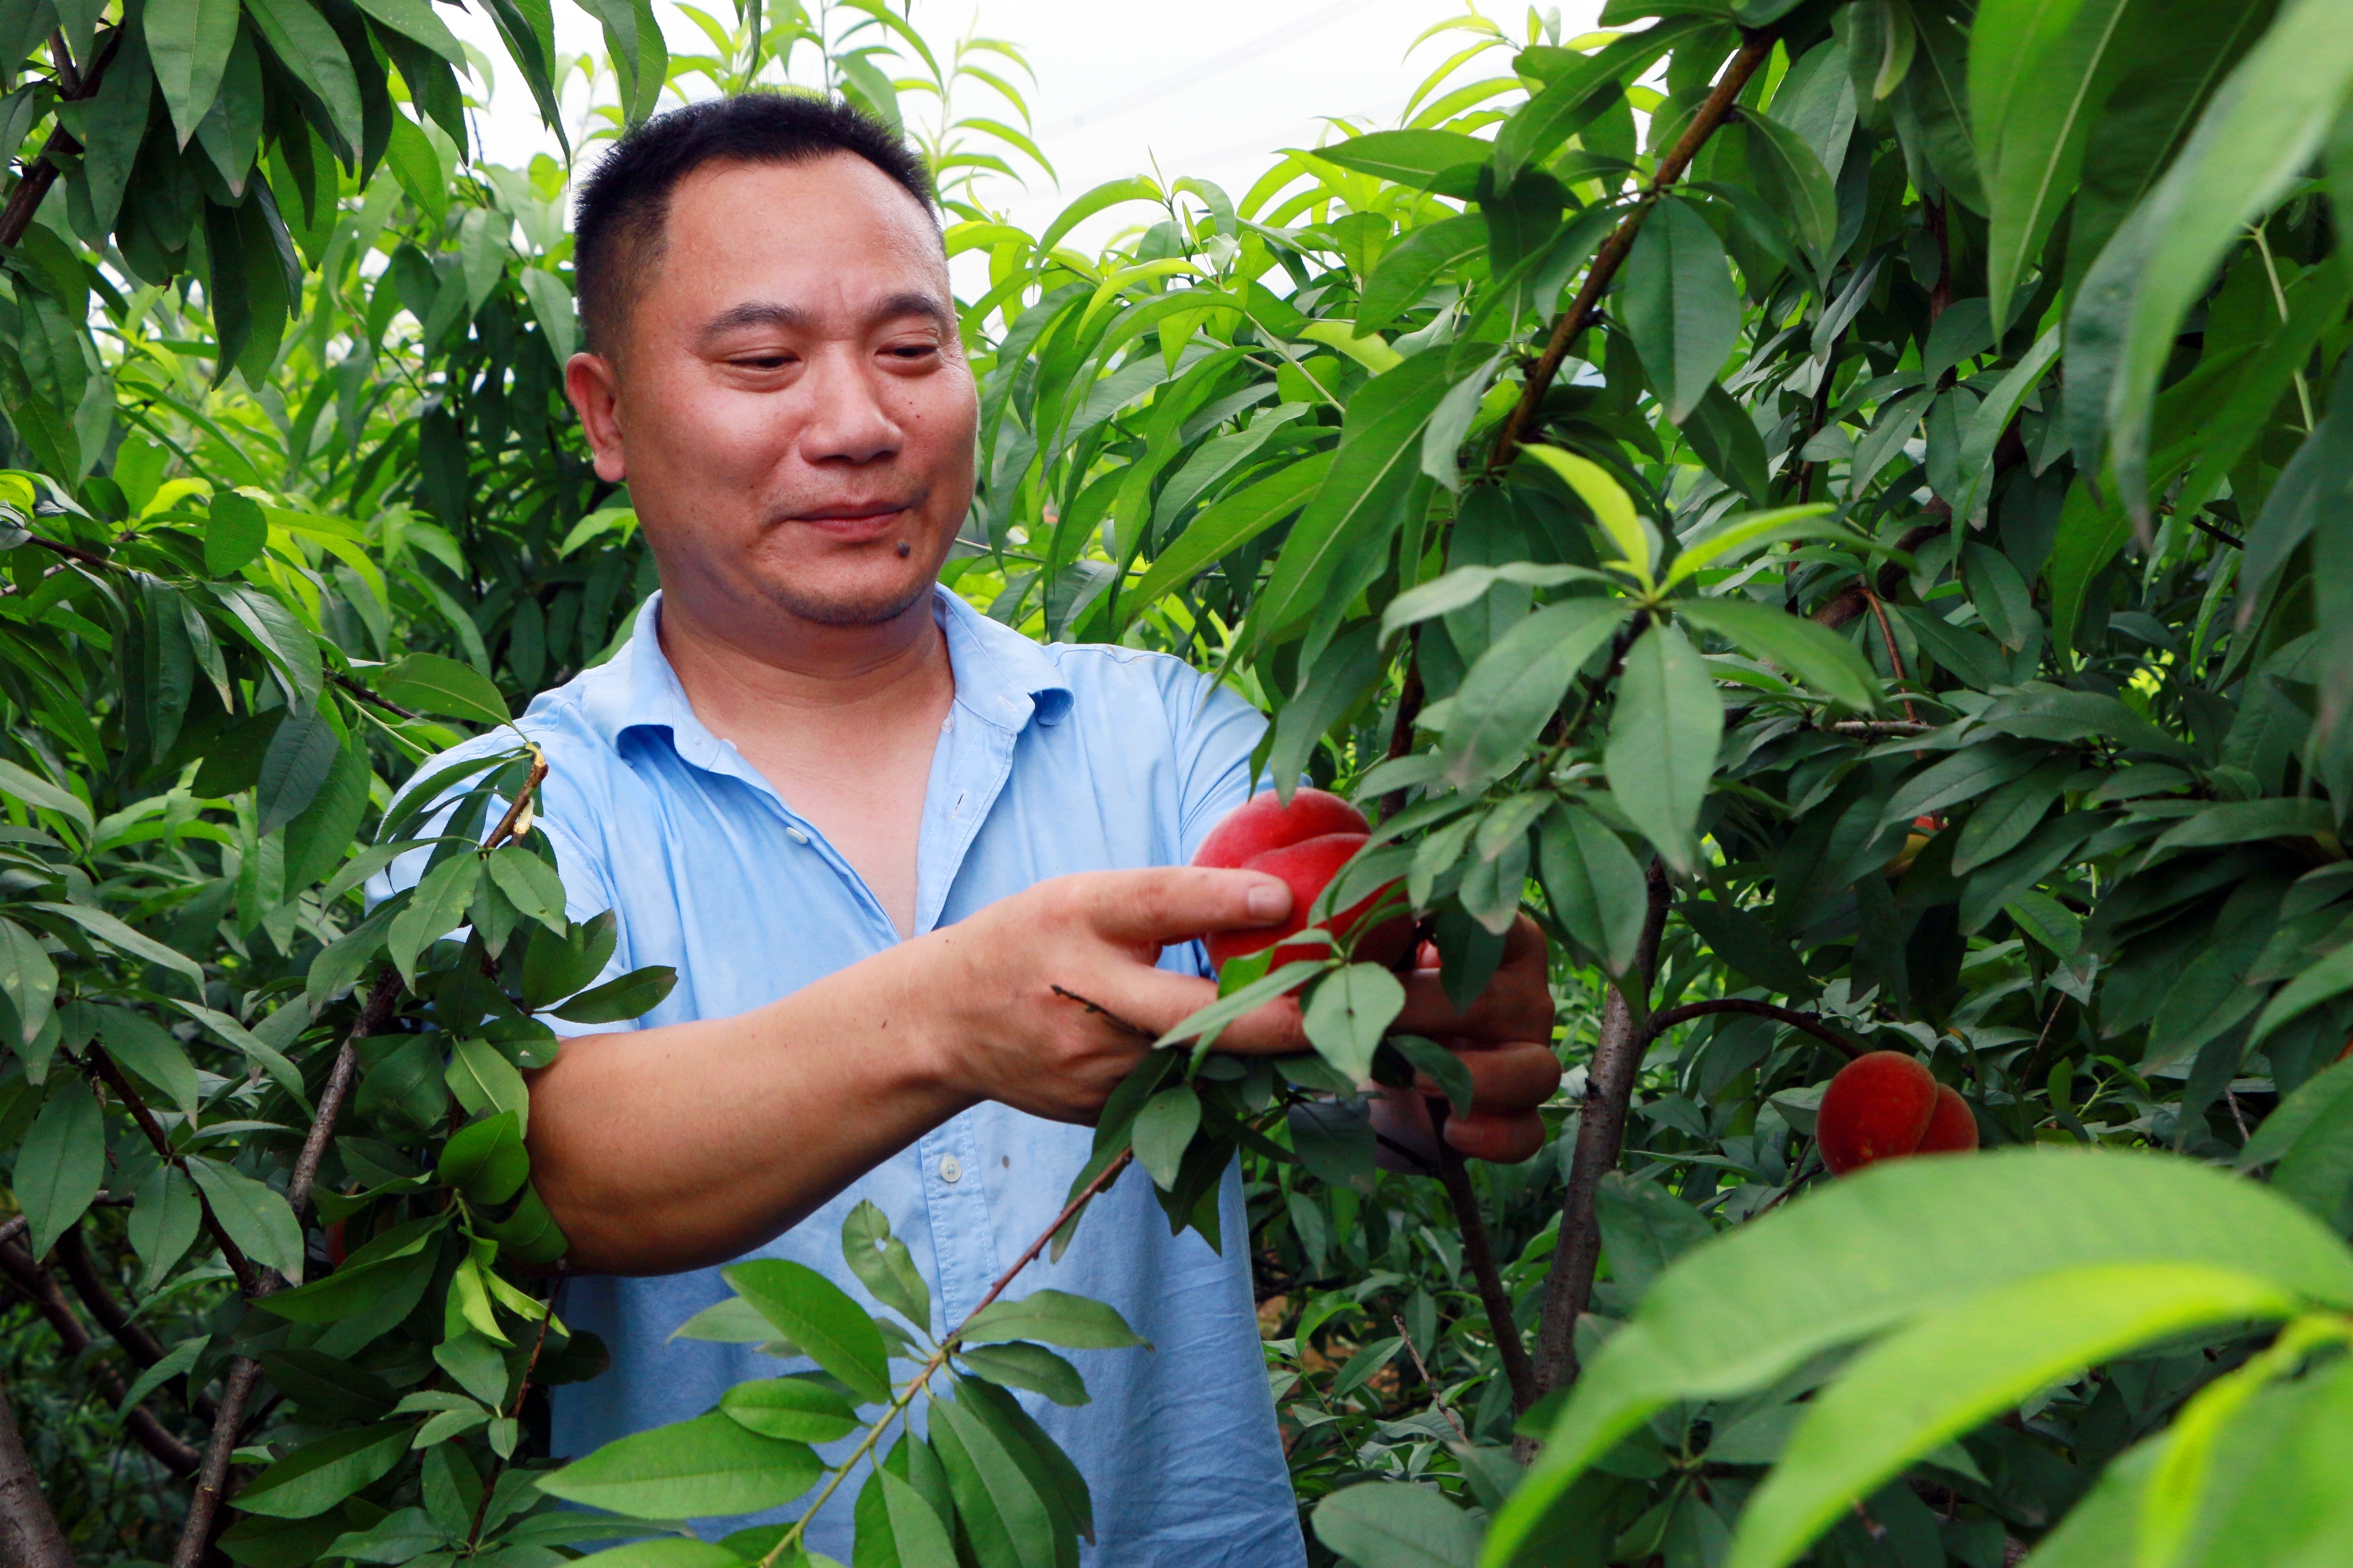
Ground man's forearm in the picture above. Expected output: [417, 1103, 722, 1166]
[525, 936, 972, 1275]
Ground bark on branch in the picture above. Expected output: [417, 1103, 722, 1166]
[0, 27, 122, 252]
[1489, 31, 1777, 471]
[1435, 1144, 1538, 1413]
[0, 1373, 74, 1568]
[1529, 857, 1673, 1409]
[0, 1238, 200, 1474]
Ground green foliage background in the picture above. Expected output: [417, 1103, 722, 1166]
[7, 0, 2353, 1565]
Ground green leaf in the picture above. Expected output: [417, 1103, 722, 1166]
[1302, 963, 1408, 1082]
[962, 1289, 1149, 1352]
[1604, 623, 1724, 874]
[205, 489, 268, 575]
[438, 1110, 529, 1206]
[723, 1259, 893, 1403]
[1521, 444, 1651, 582]
[1131, 1083, 1202, 1190]
[1738, 106, 1838, 259]
[1444, 598, 1633, 787]
[128, 1165, 202, 1290]
[1679, 898, 1817, 999]
[2152, 798, 2335, 855]
[1952, 759, 2071, 874]
[242, 0, 365, 154]
[719, 1376, 858, 1444]
[1971, 0, 2134, 331]
[0, 759, 94, 839]
[842, 1199, 930, 1330]
[1485, 1150, 2353, 1562]
[375, 652, 512, 728]
[186, 1154, 307, 1283]
[1128, 449, 1332, 610]
[1659, 503, 1844, 590]
[1358, 215, 1488, 335]
[1537, 803, 1648, 975]
[955, 1341, 1089, 1409]
[94, 1007, 196, 1116]
[236, 1423, 412, 1518]
[33, 901, 206, 989]
[550, 963, 677, 1024]
[1622, 195, 1740, 423]
[536, 1412, 821, 1517]
[1251, 353, 1458, 643]
[1951, 328, 2062, 525]
[148, 0, 244, 145]
[485, 845, 568, 935]
[1317, 129, 1492, 189]
[1035, 174, 1160, 255]
[19, 1081, 104, 1257]
[1881, 744, 2045, 830]
[878, 1467, 961, 1568]
[0, 916, 57, 1048]
[445, 1035, 529, 1133]
[1723, 1262, 2298, 1568]
[348, 0, 466, 62]
[1314, 1482, 1481, 1567]
[2094, 0, 2353, 518]
[256, 705, 339, 835]
[1676, 599, 1879, 710]
[2238, 1060, 2353, 1172]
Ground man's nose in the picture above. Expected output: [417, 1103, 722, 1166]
[797, 346, 901, 466]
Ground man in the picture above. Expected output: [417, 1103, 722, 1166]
[420, 94, 1559, 1559]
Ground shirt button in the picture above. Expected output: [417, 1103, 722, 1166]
[938, 1155, 962, 1185]
[785, 827, 809, 845]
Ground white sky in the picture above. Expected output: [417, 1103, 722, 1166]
[451, 0, 1608, 264]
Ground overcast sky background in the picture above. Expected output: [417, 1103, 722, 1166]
[450, 0, 1608, 260]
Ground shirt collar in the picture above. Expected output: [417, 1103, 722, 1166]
[573, 586, 1073, 756]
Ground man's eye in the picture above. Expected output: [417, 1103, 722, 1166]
[735, 355, 791, 371]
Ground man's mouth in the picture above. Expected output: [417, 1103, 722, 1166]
[784, 501, 917, 538]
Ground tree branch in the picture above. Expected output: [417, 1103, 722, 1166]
[173, 969, 406, 1568]
[0, 26, 121, 252]
[1638, 998, 1863, 1060]
[1435, 1144, 1538, 1414]
[1529, 857, 1672, 1413]
[0, 1373, 74, 1568]
[1488, 31, 1777, 471]
[84, 1045, 262, 1296]
[0, 1239, 200, 1474]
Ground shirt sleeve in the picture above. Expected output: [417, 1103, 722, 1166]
[1172, 666, 1271, 863]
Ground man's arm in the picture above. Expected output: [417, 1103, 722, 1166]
[528, 868, 1307, 1275]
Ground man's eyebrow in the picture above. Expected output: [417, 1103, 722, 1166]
[697, 301, 808, 345]
[695, 292, 955, 348]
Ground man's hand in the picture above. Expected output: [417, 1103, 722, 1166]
[912, 866, 1312, 1124]
[1374, 916, 1561, 1166]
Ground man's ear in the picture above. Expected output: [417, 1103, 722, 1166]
[565, 353, 628, 483]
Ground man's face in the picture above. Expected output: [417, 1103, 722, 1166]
[566, 155, 976, 630]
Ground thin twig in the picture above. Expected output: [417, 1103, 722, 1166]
[1436, 1145, 1538, 1413]
[0, 27, 120, 251]
[1828, 719, 1932, 737]
[482, 752, 549, 851]
[83, 1045, 262, 1295]
[331, 672, 422, 722]
[1049, 984, 1160, 1040]
[468, 1262, 567, 1549]
[1638, 998, 1865, 1061]
[1488, 31, 1777, 471]
[1391, 1312, 1468, 1443]
[757, 1150, 1138, 1567]
[2188, 515, 2244, 551]
[1862, 589, 1921, 728]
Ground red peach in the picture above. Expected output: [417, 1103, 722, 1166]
[1204, 831, 1412, 972]
[1194, 788, 1370, 870]
[1817, 1051, 1939, 1175]
[1915, 1083, 1980, 1155]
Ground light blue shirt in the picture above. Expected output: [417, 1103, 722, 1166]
[396, 588, 1302, 1563]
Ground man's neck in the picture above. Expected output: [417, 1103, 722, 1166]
[654, 586, 954, 738]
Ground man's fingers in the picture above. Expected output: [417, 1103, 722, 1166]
[1414, 1039, 1561, 1114]
[1076, 964, 1311, 1056]
[1445, 1109, 1548, 1165]
[1068, 866, 1292, 943]
[1395, 915, 1555, 1040]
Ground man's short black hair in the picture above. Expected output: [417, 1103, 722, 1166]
[571, 93, 937, 357]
